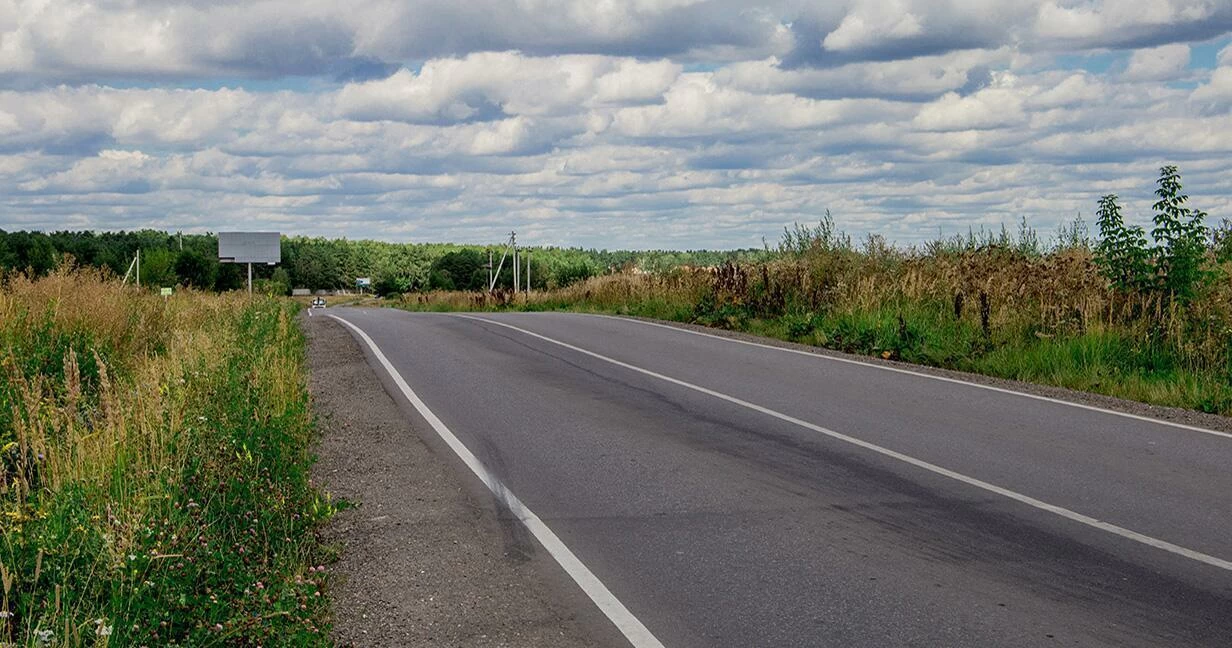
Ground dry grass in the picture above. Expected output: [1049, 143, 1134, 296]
[1, 267, 330, 646]
[399, 271, 708, 317]
[397, 246, 1232, 415]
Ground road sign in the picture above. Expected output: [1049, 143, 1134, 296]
[160, 287, 172, 296]
[218, 232, 281, 264]
[356, 277, 371, 288]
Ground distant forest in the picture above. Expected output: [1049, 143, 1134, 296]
[0, 229, 771, 295]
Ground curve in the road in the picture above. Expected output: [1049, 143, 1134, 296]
[457, 314, 1232, 573]
[324, 308, 1232, 648]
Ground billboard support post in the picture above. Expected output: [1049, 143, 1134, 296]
[218, 232, 280, 296]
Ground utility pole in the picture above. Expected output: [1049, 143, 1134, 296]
[526, 253, 530, 294]
[136, 249, 141, 288]
[247, 262, 253, 295]
[487, 231, 522, 293]
[489, 234, 512, 293]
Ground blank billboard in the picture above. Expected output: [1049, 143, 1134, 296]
[218, 232, 281, 264]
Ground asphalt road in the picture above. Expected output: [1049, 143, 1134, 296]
[325, 308, 1232, 648]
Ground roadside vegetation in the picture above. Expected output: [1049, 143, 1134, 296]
[0, 230, 766, 297]
[400, 166, 1232, 416]
[0, 267, 333, 646]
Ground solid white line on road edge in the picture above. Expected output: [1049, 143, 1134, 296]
[591, 314, 1232, 442]
[457, 314, 1232, 573]
[326, 314, 668, 648]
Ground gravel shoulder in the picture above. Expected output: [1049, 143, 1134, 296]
[303, 313, 607, 647]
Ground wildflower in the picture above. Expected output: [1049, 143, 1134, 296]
[94, 619, 113, 637]
[34, 629, 53, 645]
[0, 610, 10, 618]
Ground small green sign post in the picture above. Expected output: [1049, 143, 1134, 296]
[160, 287, 173, 298]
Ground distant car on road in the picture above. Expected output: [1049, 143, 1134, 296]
[310, 296, 327, 309]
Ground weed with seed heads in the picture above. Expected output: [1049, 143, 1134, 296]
[0, 267, 333, 646]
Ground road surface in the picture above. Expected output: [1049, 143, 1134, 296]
[326, 308, 1232, 648]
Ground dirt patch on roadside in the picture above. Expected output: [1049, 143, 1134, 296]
[304, 314, 602, 647]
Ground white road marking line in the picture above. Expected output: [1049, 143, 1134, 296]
[457, 314, 1232, 573]
[587, 314, 1232, 441]
[326, 314, 667, 648]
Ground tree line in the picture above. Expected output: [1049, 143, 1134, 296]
[0, 229, 769, 295]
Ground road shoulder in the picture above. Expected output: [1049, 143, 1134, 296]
[304, 313, 603, 647]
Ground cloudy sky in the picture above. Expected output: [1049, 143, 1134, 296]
[1, 1, 1230, 249]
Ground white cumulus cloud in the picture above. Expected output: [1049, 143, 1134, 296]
[334, 52, 681, 124]
[1124, 43, 1191, 81]
[0, 1, 1228, 248]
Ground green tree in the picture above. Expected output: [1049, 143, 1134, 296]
[1055, 214, 1091, 251]
[555, 259, 596, 287]
[428, 269, 456, 291]
[174, 250, 218, 289]
[0, 231, 15, 270]
[1151, 165, 1210, 301]
[429, 249, 486, 291]
[215, 262, 246, 291]
[374, 275, 414, 296]
[267, 268, 292, 296]
[1094, 194, 1150, 292]
[5, 231, 57, 275]
[139, 248, 179, 289]
[284, 238, 342, 290]
[1015, 216, 1041, 257]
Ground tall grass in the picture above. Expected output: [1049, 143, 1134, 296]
[0, 267, 333, 646]
[397, 235, 1232, 416]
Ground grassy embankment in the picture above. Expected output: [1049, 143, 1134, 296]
[395, 233, 1232, 416]
[1, 268, 334, 646]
